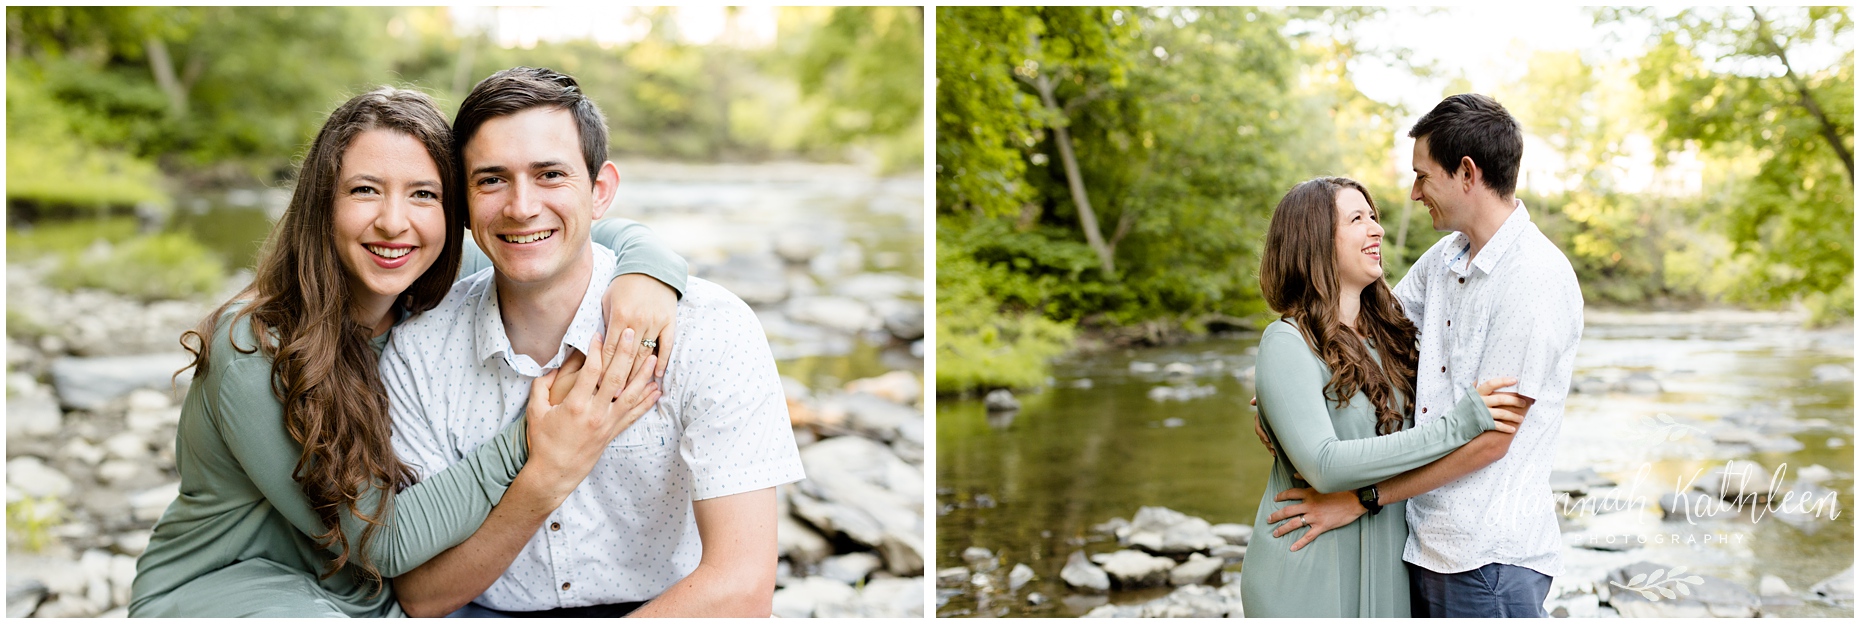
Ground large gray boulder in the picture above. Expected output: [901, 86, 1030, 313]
[1168, 553, 1225, 586]
[1810, 566, 1854, 608]
[6, 394, 62, 439]
[771, 577, 858, 618]
[856, 576, 925, 618]
[48, 353, 192, 411]
[791, 436, 923, 575]
[6, 457, 74, 499]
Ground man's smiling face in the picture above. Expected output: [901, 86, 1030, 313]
[463, 106, 607, 286]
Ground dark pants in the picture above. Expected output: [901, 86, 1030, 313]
[445, 601, 646, 618]
[1408, 562, 1551, 618]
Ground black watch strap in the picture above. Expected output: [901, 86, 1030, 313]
[1356, 484, 1383, 515]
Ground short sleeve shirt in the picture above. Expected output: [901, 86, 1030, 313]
[380, 243, 806, 610]
[1391, 201, 1583, 578]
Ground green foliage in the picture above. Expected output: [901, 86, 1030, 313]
[790, 7, 924, 172]
[6, 496, 65, 552]
[936, 228, 1077, 393]
[11, 218, 226, 300]
[5, 61, 168, 209]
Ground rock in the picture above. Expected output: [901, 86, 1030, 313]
[1161, 362, 1197, 377]
[1796, 464, 1835, 485]
[1082, 603, 1138, 618]
[108, 553, 136, 608]
[97, 460, 144, 486]
[817, 392, 920, 442]
[60, 439, 107, 466]
[1659, 491, 1725, 521]
[705, 252, 791, 305]
[1091, 517, 1130, 536]
[99, 606, 128, 618]
[1008, 563, 1035, 591]
[1549, 467, 1615, 496]
[1573, 375, 1610, 395]
[48, 353, 193, 411]
[777, 515, 832, 566]
[1811, 363, 1853, 383]
[1809, 566, 1853, 607]
[1026, 592, 1046, 606]
[114, 531, 152, 557]
[1139, 584, 1227, 618]
[936, 566, 970, 588]
[1061, 551, 1111, 593]
[1146, 384, 1217, 402]
[1211, 523, 1252, 546]
[832, 273, 923, 302]
[5, 394, 63, 439]
[126, 406, 182, 436]
[1606, 562, 1758, 618]
[1091, 550, 1176, 589]
[856, 576, 924, 618]
[786, 296, 876, 333]
[774, 229, 826, 263]
[883, 308, 925, 341]
[1210, 544, 1248, 563]
[771, 576, 857, 618]
[792, 435, 922, 577]
[1570, 533, 1643, 552]
[1169, 553, 1225, 586]
[961, 546, 997, 572]
[129, 482, 181, 524]
[844, 371, 920, 406]
[1128, 361, 1159, 374]
[1697, 459, 1773, 502]
[125, 388, 172, 411]
[1069, 378, 1094, 389]
[1546, 592, 1600, 618]
[103, 432, 152, 461]
[819, 552, 882, 585]
[32, 595, 102, 618]
[1758, 575, 1793, 597]
[983, 389, 1019, 412]
[1619, 372, 1663, 394]
[6, 578, 45, 618]
[7, 457, 74, 499]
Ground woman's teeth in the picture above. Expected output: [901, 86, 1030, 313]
[366, 245, 411, 259]
[501, 230, 554, 244]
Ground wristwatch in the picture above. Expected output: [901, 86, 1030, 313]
[1355, 484, 1383, 516]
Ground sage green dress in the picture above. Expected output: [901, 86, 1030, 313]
[1239, 319, 1494, 618]
[129, 219, 687, 617]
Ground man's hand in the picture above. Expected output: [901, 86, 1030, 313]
[1266, 487, 1366, 552]
[601, 273, 678, 378]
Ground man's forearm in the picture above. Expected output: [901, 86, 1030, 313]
[394, 469, 563, 617]
[626, 562, 771, 617]
[1377, 430, 1514, 505]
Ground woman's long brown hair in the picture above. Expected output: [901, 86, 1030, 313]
[1258, 177, 1419, 435]
[178, 87, 464, 592]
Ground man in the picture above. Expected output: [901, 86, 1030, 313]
[380, 67, 804, 617]
[1257, 94, 1583, 617]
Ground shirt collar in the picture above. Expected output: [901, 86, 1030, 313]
[1442, 199, 1533, 277]
[473, 245, 618, 375]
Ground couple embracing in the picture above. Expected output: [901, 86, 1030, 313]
[128, 67, 803, 617]
[1240, 94, 1584, 618]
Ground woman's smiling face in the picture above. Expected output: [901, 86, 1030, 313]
[332, 128, 448, 310]
[1333, 187, 1385, 292]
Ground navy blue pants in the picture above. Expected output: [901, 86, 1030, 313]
[1408, 562, 1552, 618]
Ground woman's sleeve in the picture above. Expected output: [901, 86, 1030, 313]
[1256, 328, 1493, 494]
[212, 356, 530, 578]
[592, 218, 688, 297]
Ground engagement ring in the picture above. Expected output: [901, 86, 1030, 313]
[641, 338, 658, 350]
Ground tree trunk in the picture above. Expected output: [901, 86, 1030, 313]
[1750, 7, 1854, 181]
[1034, 72, 1117, 277]
[144, 37, 188, 117]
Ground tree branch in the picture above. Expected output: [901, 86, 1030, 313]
[1032, 70, 1117, 277]
[144, 37, 188, 117]
[1749, 6, 1854, 180]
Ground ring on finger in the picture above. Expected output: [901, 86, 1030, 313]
[641, 338, 658, 350]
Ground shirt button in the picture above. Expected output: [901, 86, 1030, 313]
[1459, 277, 1466, 284]
[1446, 320, 1451, 326]
[1422, 407, 1429, 414]
[550, 522, 561, 531]
[562, 582, 571, 591]
[1441, 366, 1446, 372]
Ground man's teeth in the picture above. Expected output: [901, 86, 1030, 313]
[501, 230, 554, 244]
[367, 245, 411, 259]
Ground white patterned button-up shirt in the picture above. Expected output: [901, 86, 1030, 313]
[1393, 201, 1583, 578]
[381, 243, 806, 611]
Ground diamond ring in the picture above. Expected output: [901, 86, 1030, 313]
[641, 338, 658, 350]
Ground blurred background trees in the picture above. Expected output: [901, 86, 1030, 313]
[936, 6, 1853, 393]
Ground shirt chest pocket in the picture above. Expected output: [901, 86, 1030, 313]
[607, 406, 673, 455]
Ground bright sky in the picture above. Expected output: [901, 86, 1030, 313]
[449, 6, 778, 49]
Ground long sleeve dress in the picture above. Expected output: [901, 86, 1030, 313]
[129, 219, 687, 617]
[1239, 319, 1494, 618]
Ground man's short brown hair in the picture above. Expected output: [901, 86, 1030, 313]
[452, 66, 610, 186]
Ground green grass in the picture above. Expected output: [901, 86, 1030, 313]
[10, 216, 228, 301]
[5, 496, 64, 552]
[935, 287, 1076, 395]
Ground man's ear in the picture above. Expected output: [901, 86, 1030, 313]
[591, 160, 620, 220]
[1458, 155, 1481, 193]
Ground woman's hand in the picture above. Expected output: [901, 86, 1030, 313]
[523, 328, 662, 502]
[1476, 376, 1528, 433]
[1266, 487, 1365, 552]
[601, 274, 678, 378]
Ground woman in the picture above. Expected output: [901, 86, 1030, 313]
[1238, 177, 1526, 617]
[129, 87, 682, 617]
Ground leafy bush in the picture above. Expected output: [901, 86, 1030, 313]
[45, 233, 226, 300]
[936, 227, 1077, 394]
